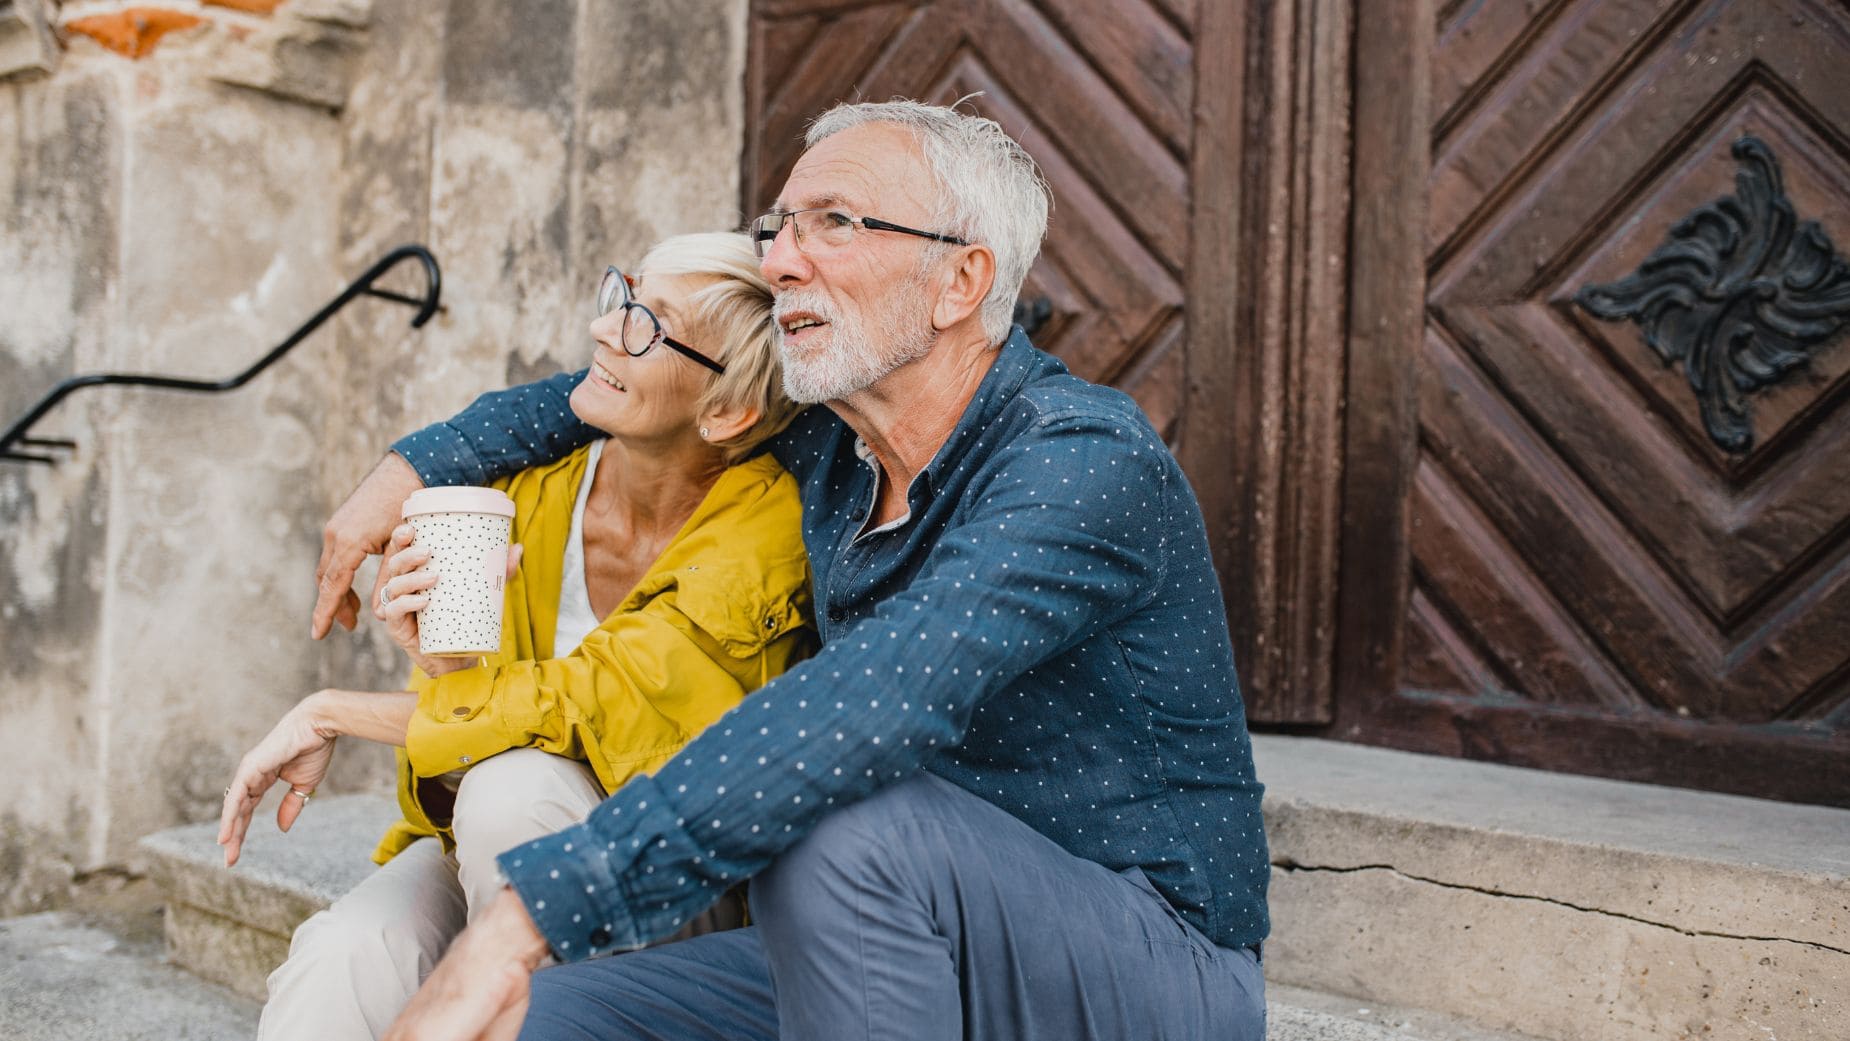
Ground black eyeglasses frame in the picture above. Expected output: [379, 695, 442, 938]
[596, 266, 727, 375]
[750, 208, 970, 258]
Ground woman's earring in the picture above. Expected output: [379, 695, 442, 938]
[699, 427, 710, 439]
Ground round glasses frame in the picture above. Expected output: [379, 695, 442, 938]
[595, 266, 726, 374]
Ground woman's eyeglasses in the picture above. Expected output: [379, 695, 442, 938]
[596, 267, 726, 374]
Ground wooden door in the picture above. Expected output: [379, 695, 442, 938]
[746, 0, 1196, 440]
[744, 0, 1355, 730]
[1340, 0, 1850, 805]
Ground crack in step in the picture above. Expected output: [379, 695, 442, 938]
[1272, 860, 1850, 958]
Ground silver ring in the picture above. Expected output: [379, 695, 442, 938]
[289, 787, 314, 803]
[377, 583, 393, 611]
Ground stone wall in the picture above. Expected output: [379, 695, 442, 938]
[0, 0, 748, 915]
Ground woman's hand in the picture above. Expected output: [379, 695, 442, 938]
[376, 524, 442, 671]
[218, 694, 339, 867]
[378, 524, 522, 678]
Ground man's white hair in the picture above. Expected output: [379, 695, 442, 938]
[806, 99, 1051, 346]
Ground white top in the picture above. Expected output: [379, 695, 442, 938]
[552, 438, 606, 656]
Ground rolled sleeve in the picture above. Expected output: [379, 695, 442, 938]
[391, 370, 597, 487]
[392, 422, 493, 488]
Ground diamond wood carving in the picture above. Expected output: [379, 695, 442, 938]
[1340, 0, 1850, 804]
[1576, 137, 1850, 453]
[746, 0, 1355, 726]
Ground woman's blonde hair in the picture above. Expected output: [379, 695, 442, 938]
[636, 232, 802, 462]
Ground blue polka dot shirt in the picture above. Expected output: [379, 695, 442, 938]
[393, 328, 1270, 958]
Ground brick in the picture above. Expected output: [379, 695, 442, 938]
[65, 8, 205, 59]
[203, 0, 287, 13]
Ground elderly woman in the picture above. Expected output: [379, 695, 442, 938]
[217, 232, 814, 1041]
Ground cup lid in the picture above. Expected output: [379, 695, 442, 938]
[402, 486, 516, 519]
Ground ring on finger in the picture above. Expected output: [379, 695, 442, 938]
[289, 787, 315, 804]
[378, 582, 394, 611]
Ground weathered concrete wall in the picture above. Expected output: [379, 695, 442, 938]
[0, 0, 748, 915]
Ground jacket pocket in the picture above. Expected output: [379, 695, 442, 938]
[673, 570, 809, 659]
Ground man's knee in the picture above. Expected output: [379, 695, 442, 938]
[752, 774, 964, 924]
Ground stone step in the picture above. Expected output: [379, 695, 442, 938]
[134, 742, 1850, 1040]
[134, 790, 399, 1003]
[0, 905, 1516, 1041]
[1254, 735, 1850, 1041]
[130, 789, 1534, 1040]
[0, 910, 259, 1041]
[1268, 984, 1545, 1041]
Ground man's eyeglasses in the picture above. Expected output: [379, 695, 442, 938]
[750, 208, 969, 259]
[596, 267, 726, 374]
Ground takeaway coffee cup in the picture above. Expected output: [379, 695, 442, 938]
[401, 487, 516, 657]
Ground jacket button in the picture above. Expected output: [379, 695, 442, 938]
[588, 926, 613, 947]
[452, 706, 469, 716]
[827, 607, 845, 623]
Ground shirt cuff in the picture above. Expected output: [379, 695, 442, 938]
[495, 774, 714, 962]
[392, 422, 491, 488]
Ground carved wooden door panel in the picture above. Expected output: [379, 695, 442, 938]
[745, 0, 1195, 440]
[1341, 0, 1850, 804]
[743, 0, 1356, 729]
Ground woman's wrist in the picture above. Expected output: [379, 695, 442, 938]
[297, 689, 347, 740]
[417, 653, 474, 677]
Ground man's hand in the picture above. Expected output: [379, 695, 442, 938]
[385, 886, 550, 1041]
[313, 453, 425, 638]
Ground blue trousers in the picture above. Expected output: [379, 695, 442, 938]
[517, 774, 1265, 1041]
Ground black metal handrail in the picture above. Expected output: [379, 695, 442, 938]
[1, 245, 442, 465]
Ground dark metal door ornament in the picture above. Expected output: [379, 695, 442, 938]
[1576, 137, 1850, 453]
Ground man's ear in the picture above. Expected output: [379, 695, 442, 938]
[931, 244, 996, 332]
[698, 398, 764, 445]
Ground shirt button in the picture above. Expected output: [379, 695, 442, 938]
[588, 926, 613, 946]
[452, 706, 469, 716]
[827, 607, 845, 623]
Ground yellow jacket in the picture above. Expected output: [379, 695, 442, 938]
[373, 447, 815, 864]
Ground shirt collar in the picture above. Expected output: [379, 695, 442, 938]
[913, 326, 1063, 495]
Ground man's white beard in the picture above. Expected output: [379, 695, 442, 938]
[776, 280, 937, 405]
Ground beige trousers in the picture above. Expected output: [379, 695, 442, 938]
[256, 748, 606, 1041]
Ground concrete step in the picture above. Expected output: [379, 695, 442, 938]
[0, 910, 258, 1040]
[0, 906, 1513, 1041]
[1269, 984, 1545, 1041]
[129, 790, 1535, 1040]
[134, 790, 399, 1003]
[133, 743, 1850, 1040]
[1254, 735, 1849, 1041]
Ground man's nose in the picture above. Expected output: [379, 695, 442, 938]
[759, 222, 810, 285]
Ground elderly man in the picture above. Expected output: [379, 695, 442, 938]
[315, 100, 1268, 1041]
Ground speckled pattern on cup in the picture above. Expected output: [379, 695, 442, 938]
[403, 488, 515, 657]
